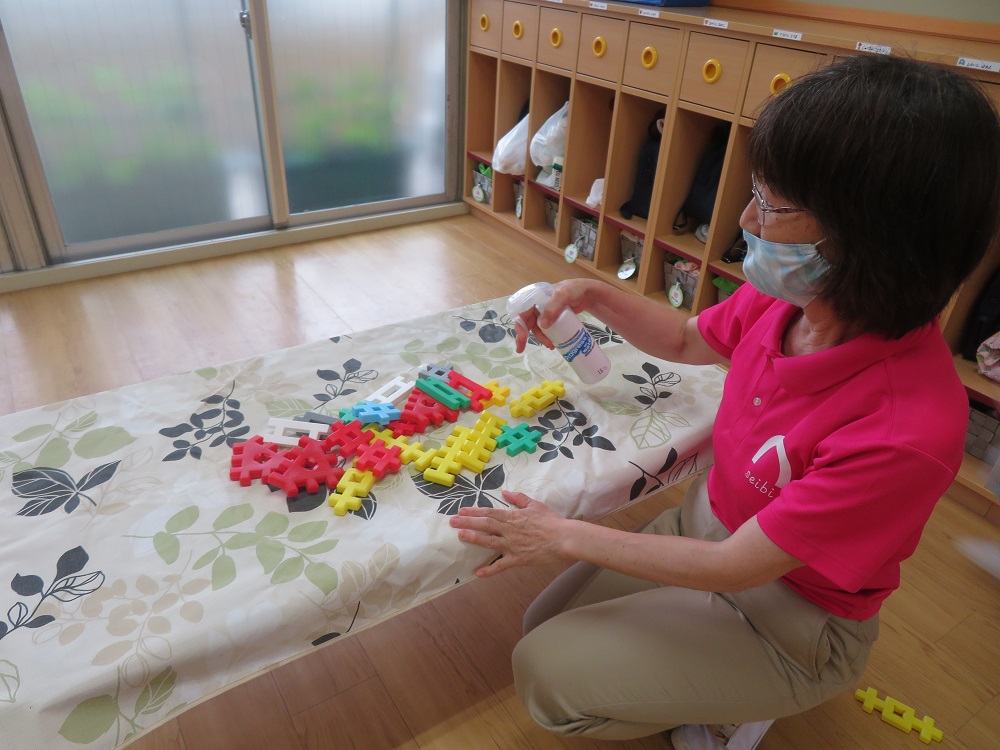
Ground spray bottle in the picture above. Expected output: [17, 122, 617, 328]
[507, 282, 611, 384]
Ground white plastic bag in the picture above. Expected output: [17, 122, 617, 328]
[530, 101, 569, 169]
[493, 114, 529, 175]
[586, 178, 605, 210]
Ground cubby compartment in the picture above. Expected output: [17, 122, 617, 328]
[501, 1, 540, 62]
[679, 32, 750, 114]
[470, 0, 504, 52]
[470, 161, 494, 206]
[596, 219, 646, 292]
[663, 253, 701, 311]
[605, 92, 667, 240]
[741, 45, 828, 118]
[537, 6, 580, 72]
[465, 51, 498, 203]
[623, 22, 683, 98]
[561, 79, 615, 219]
[524, 179, 561, 246]
[577, 14, 628, 83]
[568, 211, 598, 262]
[651, 106, 732, 258]
[494, 58, 533, 159]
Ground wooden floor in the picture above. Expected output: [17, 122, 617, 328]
[3, 213, 1000, 750]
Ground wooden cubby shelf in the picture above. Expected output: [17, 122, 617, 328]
[464, 0, 1000, 518]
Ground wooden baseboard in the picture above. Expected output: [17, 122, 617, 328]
[709, 0, 1000, 44]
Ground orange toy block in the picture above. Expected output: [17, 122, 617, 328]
[328, 468, 376, 516]
[509, 380, 566, 418]
[480, 380, 510, 408]
[353, 439, 403, 479]
[265, 437, 345, 497]
[230, 435, 285, 486]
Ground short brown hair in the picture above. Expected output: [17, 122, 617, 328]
[748, 54, 1000, 338]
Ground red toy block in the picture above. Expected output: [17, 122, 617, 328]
[399, 388, 460, 429]
[385, 418, 419, 437]
[265, 437, 345, 497]
[230, 435, 285, 486]
[353, 439, 403, 479]
[446, 371, 493, 413]
[322, 419, 374, 458]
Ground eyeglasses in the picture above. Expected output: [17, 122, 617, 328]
[751, 174, 806, 225]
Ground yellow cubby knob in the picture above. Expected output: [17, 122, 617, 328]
[770, 72, 792, 95]
[641, 46, 658, 70]
[512, 20, 524, 40]
[550, 27, 563, 48]
[592, 36, 607, 58]
[479, 14, 490, 32]
[702, 58, 722, 84]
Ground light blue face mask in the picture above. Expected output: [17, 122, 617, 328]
[741, 229, 830, 308]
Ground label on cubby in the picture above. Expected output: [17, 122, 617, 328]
[772, 29, 802, 41]
[856, 41, 892, 55]
[543, 0, 563, 3]
[639, 9, 659, 17]
[704, 18, 729, 29]
[958, 57, 1000, 73]
[589, 1, 608, 8]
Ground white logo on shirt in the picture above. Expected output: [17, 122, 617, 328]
[745, 435, 791, 497]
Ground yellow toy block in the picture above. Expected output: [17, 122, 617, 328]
[855, 687, 943, 744]
[328, 468, 376, 516]
[474, 410, 507, 439]
[369, 427, 426, 464]
[509, 380, 565, 418]
[423, 446, 464, 486]
[481, 380, 511, 408]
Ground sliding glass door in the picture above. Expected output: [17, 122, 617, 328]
[0, 0, 454, 266]
[0, 0, 271, 260]
[267, 0, 449, 218]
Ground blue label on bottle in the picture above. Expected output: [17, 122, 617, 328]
[557, 327, 594, 363]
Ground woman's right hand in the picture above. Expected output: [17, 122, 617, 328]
[513, 279, 593, 353]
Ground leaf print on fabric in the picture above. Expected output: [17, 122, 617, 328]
[0, 546, 104, 643]
[533, 399, 616, 463]
[159, 382, 250, 461]
[400, 335, 533, 382]
[13, 461, 121, 516]
[135, 505, 341, 596]
[59, 666, 184, 746]
[0, 660, 19, 703]
[3, 403, 136, 481]
[628, 448, 704, 501]
[621, 363, 691, 450]
[455, 308, 517, 344]
[313, 358, 378, 403]
[413, 464, 509, 515]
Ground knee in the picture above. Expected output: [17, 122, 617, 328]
[512, 632, 569, 733]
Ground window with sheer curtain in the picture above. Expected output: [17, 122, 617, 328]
[0, 0, 451, 262]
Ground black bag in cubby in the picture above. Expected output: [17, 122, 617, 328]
[673, 123, 730, 229]
[620, 111, 665, 221]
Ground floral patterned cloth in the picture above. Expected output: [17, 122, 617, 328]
[0, 298, 724, 748]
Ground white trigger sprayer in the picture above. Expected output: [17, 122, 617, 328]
[507, 282, 611, 385]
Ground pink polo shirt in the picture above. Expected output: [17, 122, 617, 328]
[697, 284, 966, 619]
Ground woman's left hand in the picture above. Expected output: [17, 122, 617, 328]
[449, 490, 570, 577]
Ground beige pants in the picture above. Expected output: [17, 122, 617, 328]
[512, 473, 879, 740]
